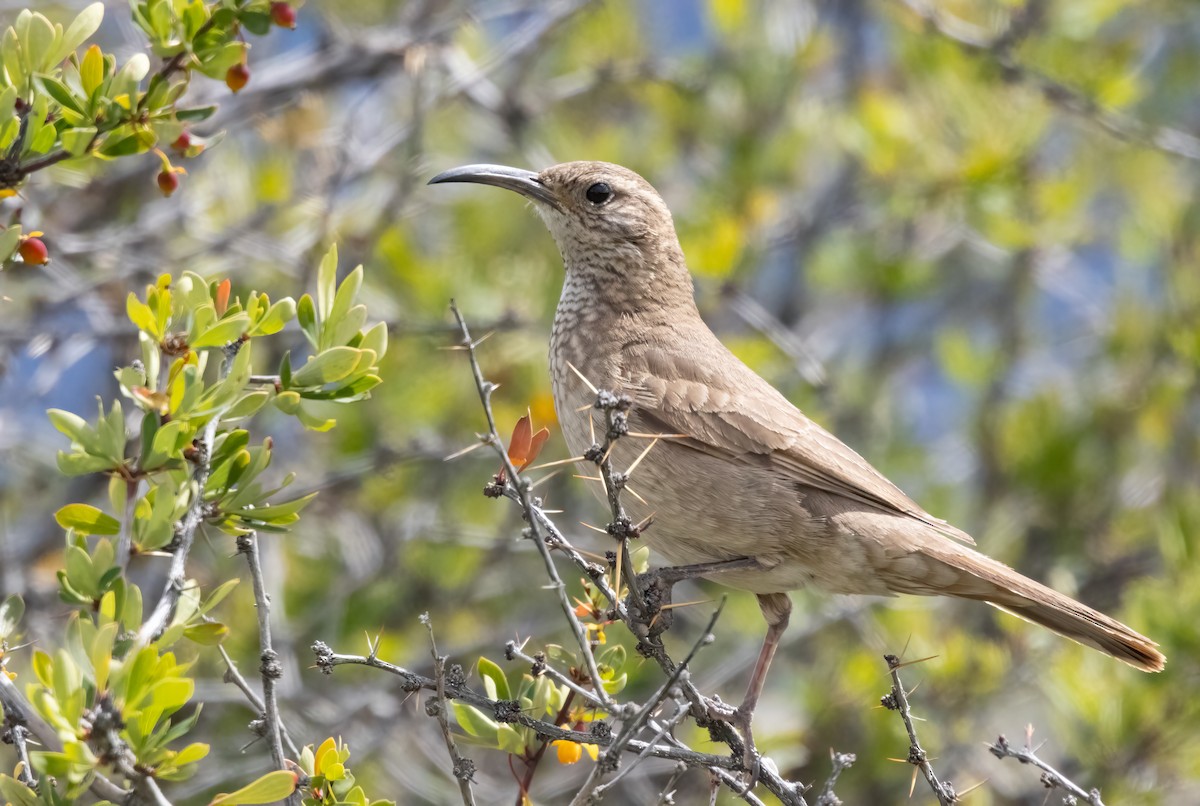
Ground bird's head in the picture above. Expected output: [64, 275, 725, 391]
[429, 161, 693, 310]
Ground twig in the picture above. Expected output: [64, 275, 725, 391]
[506, 640, 607, 710]
[0, 674, 131, 802]
[216, 643, 300, 757]
[3, 724, 37, 789]
[577, 601, 727, 804]
[236, 531, 298, 805]
[450, 301, 612, 708]
[894, 0, 1200, 162]
[988, 730, 1105, 806]
[881, 654, 956, 804]
[138, 340, 244, 644]
[813, 750, 857, 806]
[420, 614, 478, 806]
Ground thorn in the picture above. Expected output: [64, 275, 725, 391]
[887, 654, 939, 672]
[625, 432, 689, 439]
[573, 474, 603, 482]
[471, 331, 495, 349]
[909, 766, 919, 797]
[659, 598, 712, 611]
[625, 484, 649, 506]
[624, 437, 660, 478]
[613, 539, 624, 598]
[956, 778, 989, 797]
[566, 361, 599, 394]
[524, 455, 587, 472]
[579, 521, 608, 534]
[443, 440, 488, 461]
[530, 468, 566, 490]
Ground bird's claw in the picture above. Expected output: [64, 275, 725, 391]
[705, 698, 762, 780]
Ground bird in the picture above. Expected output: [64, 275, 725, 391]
[429, 160, 1165, 757]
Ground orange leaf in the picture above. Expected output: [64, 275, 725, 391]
[519, 428, 550, 471]
[215, 279, 232, 317]
[507, 414, 532, 465]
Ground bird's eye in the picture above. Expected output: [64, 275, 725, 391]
[585, 182, 612, 205]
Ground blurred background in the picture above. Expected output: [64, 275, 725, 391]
[2, 0, 1198, 802]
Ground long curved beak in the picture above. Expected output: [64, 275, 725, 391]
[428, 164, 560, 211]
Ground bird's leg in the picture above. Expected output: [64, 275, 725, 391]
[708, 592, 792, 770]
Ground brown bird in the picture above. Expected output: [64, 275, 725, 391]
[429, 160, 1164, 753]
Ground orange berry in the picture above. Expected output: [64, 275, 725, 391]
[157, 169, 180, 196]
[18, 236, 48, 265]
[270, 2, 297, 29]
[226, 62, 250, 93]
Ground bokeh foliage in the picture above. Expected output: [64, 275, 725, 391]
[1, 0, 1198, 803]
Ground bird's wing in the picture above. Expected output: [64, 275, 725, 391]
[624, 344, 975, 545]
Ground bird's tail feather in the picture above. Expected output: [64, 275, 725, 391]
[891, 544, 1165, 672]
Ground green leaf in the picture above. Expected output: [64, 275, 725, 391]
[58, 3, 104, 62]
[61, 127, 97, 157]
[148, 677, 194, 714]
[207, 770, 298, 805]
[47, 408, 90, 442]
[0, 775, 40, 806]
[126, 293, 159, 336]
[55, 503, 121, 535]
[99, 132, 152, 157]
[192, 314, 250, 349]
[250, 298, 296, 336]
[450, 702, 499, 743]
[224, 390, 270, 420]
[296, 294, 317, 347]
[175, 104, 217, 122]
[478, 656, 511, 700]
[35, 74, 84, 115]
[0, 594, 24, 639]
[183, 622, 228, 645]
[317, 244, 339, 321]
[324, 265, 363, 347]
[290, 347, 363, 386]
[0, 224, 22, 263]
[227, 492, 317, 523]
[172, 742, 209, 767]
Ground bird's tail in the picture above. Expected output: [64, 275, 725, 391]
[888, 542, 1165, 672]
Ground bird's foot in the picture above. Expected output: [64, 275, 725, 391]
[705, 697, 761, 780]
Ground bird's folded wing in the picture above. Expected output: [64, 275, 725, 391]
[625, 347, 975, 546]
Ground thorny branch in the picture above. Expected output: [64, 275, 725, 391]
[881, 654, 957, 804]
[449, 300, 613, 710]
[216, 643, 300, 757]
[236, 531, 298, 805]
[989, 730, 1106, 806]
[423, 614, 478, 806]
[0, 674, 132, 803]
[443, 306, 810, 805]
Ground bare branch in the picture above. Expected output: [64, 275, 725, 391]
[423, 614, 478, 806]
[989, 730, 1106, 806]
[236, 531, 298, 805]
[893, 0, 1200, 162]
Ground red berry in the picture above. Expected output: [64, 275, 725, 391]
[157, 170, 180, 196]
[172, 131, 191, 151]
[270, 2, 297, 29]
[226, 63, 250, 93]
[18, 236, 48, 265]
